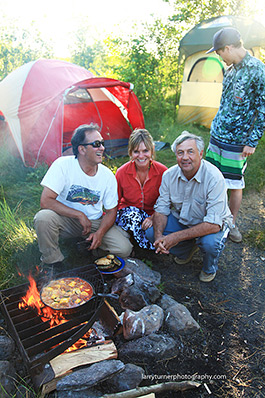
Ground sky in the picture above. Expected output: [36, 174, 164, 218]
[1, 0, 265, 58]
[0, 0, 172, 57]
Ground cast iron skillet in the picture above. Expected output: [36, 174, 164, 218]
[39, 276, 118, 316]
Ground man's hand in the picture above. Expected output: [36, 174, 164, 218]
[86, 230, 104, 250]
[154, 222, 220, 254]
[154, 233, 179, 254]
[85, 206, 117, 251]
[154, 236, 168, 254]
[242, 145, 255, 158]
[41, 187, 92, 236]
[77, 212, 92, 236]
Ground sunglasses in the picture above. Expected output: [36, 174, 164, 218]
[81, 140, 105, 148]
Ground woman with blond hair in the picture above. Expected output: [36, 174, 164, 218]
[115, 128, 167, 249]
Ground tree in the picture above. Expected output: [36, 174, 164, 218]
[70, 27, 109, 76]
[0, 22, 53, 80]
[98, 19, 185, 126]
[69, 0, 258, 127]
[165, 0, 255, 26]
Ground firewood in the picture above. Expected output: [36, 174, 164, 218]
[51, 340, 117, 378]
[102, 380, 201, 397]
[40, 340, 117, 396]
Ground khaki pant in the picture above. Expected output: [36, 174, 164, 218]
[34, 209, 133, 264]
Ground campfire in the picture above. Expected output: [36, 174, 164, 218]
[19, 273, 114, 354]
[0, 258, 202, 397]
[19, 274, 67, 326]
[0, 264, 121, 394]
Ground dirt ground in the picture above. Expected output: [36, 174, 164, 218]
[1, 190, 264, 398]
[130, 189, 265, 398]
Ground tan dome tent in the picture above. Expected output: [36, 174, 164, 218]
[177, 15, 265, 128]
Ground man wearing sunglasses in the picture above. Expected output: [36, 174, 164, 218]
[34, 123, 133, 271]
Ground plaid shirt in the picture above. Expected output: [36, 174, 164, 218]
[210, 52, 265, 147]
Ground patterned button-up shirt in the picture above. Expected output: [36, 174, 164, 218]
[210, 52, 265, 147]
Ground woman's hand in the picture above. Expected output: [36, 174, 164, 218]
[141, 216, 153, 230]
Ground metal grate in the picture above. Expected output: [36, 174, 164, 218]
[0, 264, 106, 375]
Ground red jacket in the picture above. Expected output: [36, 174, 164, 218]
[115, 160, 167, 215]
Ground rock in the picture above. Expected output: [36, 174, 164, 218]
[159, 294, 177, 308]
[118, 274, 161, 311]
[56, 359, 125, 391]
[0, 361, 16, 396]
[102, 363, 144, 393]
[111, 273, 134, 294]
[121, 258, 161, 285]
[89, 321, 107, 342]
[164, 304, 200, 334]
[133, 274, 161, 302]
[57, 389, 103, 398]
[159, 294, 200, 334]
[0, 335, 15, 360]
[119, 286, 148, 311]
[123, 305, 164, 340]
[57, 363, 144, 397]
[118, 333, 182, 364]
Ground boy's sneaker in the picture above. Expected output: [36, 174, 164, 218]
[229, 225, 242, 243]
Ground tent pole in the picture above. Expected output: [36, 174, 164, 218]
[174, 55, 184, 123]
[33, 97, 63, 168]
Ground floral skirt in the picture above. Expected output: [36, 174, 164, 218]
[116, 206, 154, 250]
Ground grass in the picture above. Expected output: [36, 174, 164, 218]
[0, 122, 264, 289]
[107, 123, 265, 195]
[0, 197, 40, 287]
[243, 133, 265, 193]
[0, 122, 264, 398]
[245, 229, 265, 251]
[0, 145, 46, 286]
[0, 374, 41, 398]
[105, 122, 211, 172]
[142, 259, 154, 268]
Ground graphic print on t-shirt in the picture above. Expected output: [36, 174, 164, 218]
[66, 185, 100, 205]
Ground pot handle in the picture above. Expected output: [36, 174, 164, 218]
[97, 293, 119, 300]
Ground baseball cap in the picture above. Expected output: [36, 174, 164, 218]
[206, 27, 241, 53]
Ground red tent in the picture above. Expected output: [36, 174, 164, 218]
[0, 59, 144, 167]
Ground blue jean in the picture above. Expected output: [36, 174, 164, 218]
[145, 214, 230, 274]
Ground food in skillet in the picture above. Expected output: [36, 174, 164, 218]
[41, 277, 93, 309]
[95, 254, 122, 270]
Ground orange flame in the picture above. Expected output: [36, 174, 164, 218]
[19, 273, 66, 326]
[19, 273, 95, 351]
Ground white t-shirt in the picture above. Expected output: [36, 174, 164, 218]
[41, 156, 118, 220]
